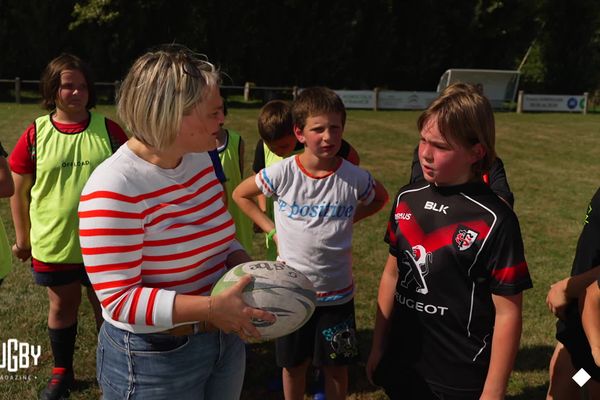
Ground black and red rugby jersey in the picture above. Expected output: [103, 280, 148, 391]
[384, 181, 532, 395]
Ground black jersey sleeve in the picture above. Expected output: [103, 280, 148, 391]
[384, 190, 402, 257]
[487, 157, 515, 208]
[252, 139, 265, 173]
[337, 139, 350, 159]
[573, 188, 600, 277]
[0, 142, 7, 158]
[484, 212, 533, 295]
[409, 146, 423, 184]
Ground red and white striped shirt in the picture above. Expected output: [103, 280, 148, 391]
[79, 144, 240, 333]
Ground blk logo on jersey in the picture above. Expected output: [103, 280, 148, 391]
[400, 245, 432, 294]
[424, 201, 449, 214]
[454, 226, 479, 251]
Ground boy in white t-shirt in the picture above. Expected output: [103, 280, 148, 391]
[233, 87, 388, 400]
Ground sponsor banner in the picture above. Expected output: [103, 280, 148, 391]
[522, 94, 586, 112]
[334, 90, 439, 110]
[335, 90, 374, 109]
[378, 91, 438, 110]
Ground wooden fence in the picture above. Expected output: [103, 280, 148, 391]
[0, 79, 296, 104]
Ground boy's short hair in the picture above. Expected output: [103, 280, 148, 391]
[40, 53, 97, 111]
[117, 44, 220, 151]
[292, 87, 346, 130]
[417, 82, 496, 173]
[257, 100, 293, 142]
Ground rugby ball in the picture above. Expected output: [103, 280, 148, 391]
[211, 260, 317, 340]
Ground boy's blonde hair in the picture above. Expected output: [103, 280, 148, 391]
[257, 100, 293, 143]
[117, 45, 220, 151]
[417, 82, 496, 174]
[292, 87, 346, 130]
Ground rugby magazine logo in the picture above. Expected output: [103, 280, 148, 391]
[0, 339, 41, 372]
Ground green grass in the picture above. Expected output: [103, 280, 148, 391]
[0, 103, 599, 399]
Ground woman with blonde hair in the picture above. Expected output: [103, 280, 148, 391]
[78, 45, 273, 400]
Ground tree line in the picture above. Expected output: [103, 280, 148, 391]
[1, 0, 599, 94]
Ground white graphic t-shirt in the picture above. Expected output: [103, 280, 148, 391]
[256, 155, 375, 306]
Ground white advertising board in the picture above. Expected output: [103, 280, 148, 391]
[334, 90, 438, 110]
[335, 90, 374, 109]
[378, 91, 438, 110]
[522, 94, 586, 112]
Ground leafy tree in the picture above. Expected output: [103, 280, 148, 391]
[0, 0, 80, 79]
[1, 0, 600, 94]
[537, 0, 600, 93]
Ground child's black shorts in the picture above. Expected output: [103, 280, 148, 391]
[275, 299, 358, 368]
[32, 264, 92, 287]
[557, 303, 600, 381]
[373, 360, 481, 400]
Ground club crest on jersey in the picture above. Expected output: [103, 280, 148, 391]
[454, 226, 479, 251]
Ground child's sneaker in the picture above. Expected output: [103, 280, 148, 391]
[313, 391, 326, 400]
[311, 368, 325, 399]
[39, 367, 73, 400]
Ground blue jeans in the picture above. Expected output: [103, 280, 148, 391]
[97, 322, 245, 400]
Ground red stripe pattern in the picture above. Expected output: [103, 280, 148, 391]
[394, 202, 491, 252]
[490, 261, 529, 283]
[79, 148, 236, 332]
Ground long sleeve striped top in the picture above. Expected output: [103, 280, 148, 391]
[78, 144, 240, 333]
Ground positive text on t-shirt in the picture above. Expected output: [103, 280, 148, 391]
[277, 199, 354, 219]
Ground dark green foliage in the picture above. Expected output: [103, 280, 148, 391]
[2, 0, 600, 92]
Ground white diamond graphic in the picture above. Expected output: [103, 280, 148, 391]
[572, 368, 592, 387]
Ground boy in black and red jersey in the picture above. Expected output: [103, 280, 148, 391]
[367, 83, 532, 400]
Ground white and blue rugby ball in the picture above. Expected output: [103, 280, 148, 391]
[211, 260, 317, 340]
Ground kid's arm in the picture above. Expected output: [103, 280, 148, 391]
[366, 254, 398, 385]
[546, 265, 600, 319]
[582, 282, 600, 366]
[9, 172, 33, 261]
[0, 156, 14, 198]
[253, 192, 268, 233]
[354, 179, 389, 223]
[480, 293, 523, 400]
[232, 176, 275, 235]
[257, 192, 267, 213]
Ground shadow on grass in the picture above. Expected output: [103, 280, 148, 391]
[507, 384, 548, 400]
[72, 376, 97, 392]
[514, 344, 555, 372]
[241, 328, 381, 399]
[241, 331, 553, 399]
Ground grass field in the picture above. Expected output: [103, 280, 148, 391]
[0, 102, 599, 399]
